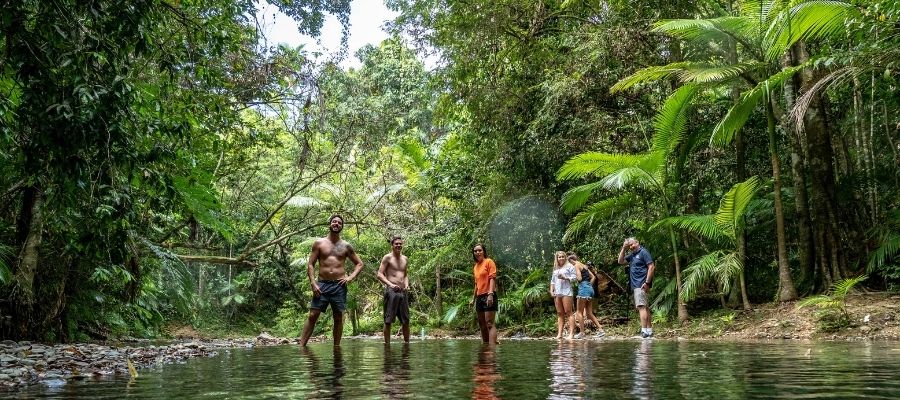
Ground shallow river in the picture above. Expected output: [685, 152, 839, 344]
[9, 339, 900, 399]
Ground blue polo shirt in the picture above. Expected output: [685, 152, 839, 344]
[625, 246, 654, 289]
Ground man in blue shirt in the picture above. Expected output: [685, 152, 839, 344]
[618, 237, 655, 338]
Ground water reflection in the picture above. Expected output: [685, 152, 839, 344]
[631, 340, 653, 400]
[300, 346, 345, 399]
[382, 343, 411, 398]
[472, 344, 500, 400]
[548, 342, 584, 399]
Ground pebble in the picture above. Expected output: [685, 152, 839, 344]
[0, 338, 269, 392]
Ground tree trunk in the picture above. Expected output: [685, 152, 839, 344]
[14, 187, 43, 305]
[783, 47, 815, 291]
[765, 86, 798, 302]
[435, 263, 443, 326]
[668, 227, 689, 323]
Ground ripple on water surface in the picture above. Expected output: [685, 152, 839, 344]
[6, 340, 900, 399]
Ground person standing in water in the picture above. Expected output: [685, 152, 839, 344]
[300, 214, 365, 346]
[377, 235, 410, 344]
[550, 251, 576, 340]
[618, 237, 655, 338]
[472, 243, 498, 345]
[570, 253, 604, 338]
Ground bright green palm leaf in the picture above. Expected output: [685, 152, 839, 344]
[676, 62, 762, 84]
[560, 180, 605, 215]
[654, 214, 725, 242]
[610, 62, 692, 93]
[765, 1, 860, 61]
[556, 152, 646, 181]
[564, 194, 636, 239]
[714, 176, 762, 238]
[651, 84, 701, 155]
[868, 233, 900, 273]
[652, 17, 753, 44]
[710, 64, 805, 146]
[679, 250, 729, 301]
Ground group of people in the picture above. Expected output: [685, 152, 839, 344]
[550, 251, 605, 340]
[298, 214, 656, 347]
[549, 237, 656, 340]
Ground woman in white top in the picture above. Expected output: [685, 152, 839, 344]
[549, 250, 576, 340]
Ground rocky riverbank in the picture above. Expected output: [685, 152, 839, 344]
[0, 334, 296, 391]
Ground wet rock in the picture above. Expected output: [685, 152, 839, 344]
[0, 340, 16, 346]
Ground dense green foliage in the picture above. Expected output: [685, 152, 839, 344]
[0, 0, 896, 341]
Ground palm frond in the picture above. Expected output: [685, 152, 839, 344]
[832, 275, 867, 299]
[651, 278, 678, 316]
[651, 84, 701, 155]
[396, 137, 429, 170]
[610, 62, 692, 92]
[680, 250, 731, 301]
[654, 214, 725, 242]
[675, 62, 761, 84]
[560, 181, 605, 215]
[765, 1, 860, 61]
[564, 194, 636, 239]
[868, 233, 900, 273]
[598, 166, 656, 190]
[556, 152, 646, 181]
[710, 64, 804, 146]
[715, 176, 762, 237]
[653, 17, 752, 44]
[796, 294, 838, 309]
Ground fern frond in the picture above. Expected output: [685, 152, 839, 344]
[676, 62, 762, 84]
[653, 17, 752, 44]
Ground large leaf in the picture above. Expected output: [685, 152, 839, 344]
[560, 180, 605, 215]
[714, 176, 762, 238]
[610, 62, 692, 93]
[868, 233, 900, 273]
[653, 16, 754, 41]
[651, 84, 701, 156]
[556, 152, 646, 181]
[710, 65, 805, 146]
[680, 251, 741, 301]
[764, 1, 860, 61]
[654, 214, 724, 242]
[564, 194, 636, 239]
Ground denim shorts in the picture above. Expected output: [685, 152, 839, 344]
[577, 281, 595, 299]
[310, 280, 347, 313]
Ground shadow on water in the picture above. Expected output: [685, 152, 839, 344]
[7, 339, 900, 399]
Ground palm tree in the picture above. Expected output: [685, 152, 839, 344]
[558, 84, 702, 323]
[655, 176, 764, 310]
[611, 0, 860, 301]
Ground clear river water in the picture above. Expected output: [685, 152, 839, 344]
[8, 339, 900, 399]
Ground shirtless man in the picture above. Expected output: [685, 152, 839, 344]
[377, 235, 410, 344]
[300, 214, 364, 346]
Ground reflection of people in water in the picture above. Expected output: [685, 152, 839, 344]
[548, 341, 584, 398]
[631, 340, 653, 400]
[300, 346, 345, 398]
[472, 344, 500, 400]
[382, 344, 412, 399]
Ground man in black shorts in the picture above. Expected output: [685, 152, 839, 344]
[300, 214, 365, 346]
[377, 235, 410, 343]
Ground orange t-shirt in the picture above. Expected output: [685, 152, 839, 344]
[474, 258, 497, 296]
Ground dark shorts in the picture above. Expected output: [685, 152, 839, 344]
[383, 287, 410, 325]
[310, 280, 347, 313]
[475, 292, 498, 313]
